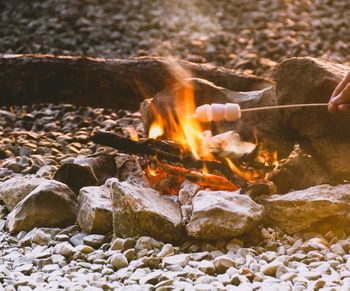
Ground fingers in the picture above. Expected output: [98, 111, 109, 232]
[329, 82, 350, 113]
[329, 72, 350, 113]
[338, 104, 349, 112]
[332, 83, 350, 105]
[331, 71, 350, 98]
[328, 102, 337, 113]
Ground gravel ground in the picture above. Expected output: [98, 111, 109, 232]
[1, 1, 350, 289]
[0, 105, 348, 290]
[1, 0, 350, 76]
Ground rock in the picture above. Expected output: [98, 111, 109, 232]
[54, 242, 75, 257]
[0, 176, 47, 211]
[139, 270, 162, 285]
[330, 243, 345, 256]
[69, 233, 87, 247]
[135, 236, 162, 252]
[197, 260, 216, 275]
[186, 190, 264, 240]
[110, 253, 128, 269]
[262, 184, 350, 234]
[124, 249, 135, 261]
[213, 255, 237, 274]
[7, 180, 78, 232]
[76, 185, 112, 234]
[162, 254, 190, 268]
[275, 57, 350, 180]
[301, 238, 329, 252]
[83, 234, 107, 249]
[157, 244, 174, 257]
[268, 145, 331, 194]
[261, 261, 284, 277]
[75, 245, 94, 254]
[54, 154, 116, 194]
[110, 238, 124, 251]
[19, 228, 51, 246]
[110, 179, 183, 243]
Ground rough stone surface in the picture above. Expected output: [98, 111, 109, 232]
[275, 57, 350, 180]
[268, 145, 331, 194]
[186, 190, 264, 240]
[54, 154, 116, 194]
[262, 184, 350, 234]
[0, 176, 47, 211]
[110, 179, 183, 243]
[76, 185, 112, 234]
[7, 180, 78, 232]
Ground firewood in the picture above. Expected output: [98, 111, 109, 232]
[90, 130, 247, 187]
[154, 162, 239, 192]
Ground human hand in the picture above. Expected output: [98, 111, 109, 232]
[328, 72, 350, 113]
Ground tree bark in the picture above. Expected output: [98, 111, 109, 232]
[0, 54, 273, 110]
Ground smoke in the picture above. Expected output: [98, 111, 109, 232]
[147, 0, 222, 58]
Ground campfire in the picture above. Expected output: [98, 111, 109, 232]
[92, 66, 279, 197]
[2, 54, 347, 244]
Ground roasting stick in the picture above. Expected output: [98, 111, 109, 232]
[194, 102, 330, 123]
[240, 103, 329, 112]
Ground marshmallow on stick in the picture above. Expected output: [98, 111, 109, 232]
[194, 102, 329, 123]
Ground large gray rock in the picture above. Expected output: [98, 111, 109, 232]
[186, 190, 264, 240]
[110, 178, 183, 243]
[0, 176, 47, 211]
[275, 57, 350, 180]
[261, 184, 350, 234]
[77, 185, 112, 234]
[7, 180, 78, 232]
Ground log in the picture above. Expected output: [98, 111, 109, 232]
[90, 131, 247, 187]
[0, 54, 273, 110]
[154, 162, 239, 192]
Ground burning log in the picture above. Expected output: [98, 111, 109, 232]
[90, 131, 247, 188]
[153, 162, 239, 192]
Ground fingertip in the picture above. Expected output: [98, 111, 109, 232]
[328, 103, 337, 113]
[339, 104, 349, 112]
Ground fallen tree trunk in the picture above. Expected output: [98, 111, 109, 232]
[90, 131, 247, 187]
[0, 54, 273, 110]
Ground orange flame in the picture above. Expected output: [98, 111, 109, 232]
[149, 122, 164, 139]
[148, 79, 214, 161]
[144, 62, 278, 186]
[225, 158, 261, 181]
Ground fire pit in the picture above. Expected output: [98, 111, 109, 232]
[1, 54, 350, 289]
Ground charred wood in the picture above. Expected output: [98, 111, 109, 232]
[90, 131, 247, 187]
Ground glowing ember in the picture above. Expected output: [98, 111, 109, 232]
[225, 157, 260, 181]
[147, 165, 158, 176]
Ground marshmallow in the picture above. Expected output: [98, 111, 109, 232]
[224, 103, 241, 121]
[195, 103, 241, 122]
[195, 104, 212, 122]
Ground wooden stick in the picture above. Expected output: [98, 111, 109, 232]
[241, 103, 329, 112]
